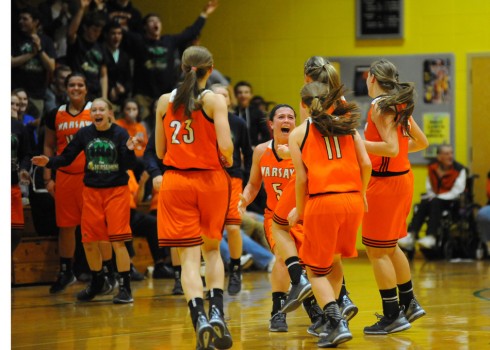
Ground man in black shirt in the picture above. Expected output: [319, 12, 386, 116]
[233, 81, 271, 147]
[123, 0, 219, 121]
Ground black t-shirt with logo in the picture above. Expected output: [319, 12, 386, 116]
[47, 123, 136, 188]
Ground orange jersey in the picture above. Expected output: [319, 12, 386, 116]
[53, 102, 92, 174]
[163, 90, 222, 170]
[115, 119, 148, 157]
[259, 140, 295, 211]
[364, 98, 411, 174]
[127, 170, 138, 209]
[301, 119, 362, 195]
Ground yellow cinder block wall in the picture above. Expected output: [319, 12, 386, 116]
[138, 0, 490, 249]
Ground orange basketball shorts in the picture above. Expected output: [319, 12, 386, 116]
[362, 171, 413, 248]
[157, 169, 230, 247]
[81, 185, 132, 243]
[300, 192, 363, 275]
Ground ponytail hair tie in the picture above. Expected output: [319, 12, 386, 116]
[191, 66, 197, 72]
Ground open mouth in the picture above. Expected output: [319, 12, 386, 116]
[95, 117, 103, 123]
[281, 127, 290, 134]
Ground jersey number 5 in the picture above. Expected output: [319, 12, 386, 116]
[170, 119, 195, 144]
[324, 136, 342, 160]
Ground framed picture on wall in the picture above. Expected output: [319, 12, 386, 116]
[423, 59, 451, 104]
[356, 0, 404, 40]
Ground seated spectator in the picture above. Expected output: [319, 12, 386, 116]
[67, 1, 108, 99]
[220, 229, 275, 273]
[476, 171, 490, 254]
[399, 144, 466, 250]
[44, 64, 72, 113]
[11, 6, 56, 116]
[103, 21, 132, 109]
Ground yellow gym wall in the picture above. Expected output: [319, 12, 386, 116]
[138, 0, 490, 246]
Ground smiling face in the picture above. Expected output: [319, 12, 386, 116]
[90, 99, 112, 131]
[270, 107, 296, 144]
[66, 76, 88, 104]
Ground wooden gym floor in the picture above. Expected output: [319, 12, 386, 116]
[11, 255, 490, 349]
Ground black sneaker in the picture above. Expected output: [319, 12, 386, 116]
[339, 293, 359, 321]
[306, 304, 324, 337]
[318, 319, 353, 348]
[49, 271, 76, 294]
[152, 264, 174, 279]
[363, 310, 411, 335]
[172, 278, 184, 295]
[209, 305, 233, 349]
[130, 264, 145, 281]
[280, 275, 313, 313]
[404, 298, 426, 323]
[76, 276, 113, 302]
[113, 286, 134, 304]
[227, 267, 242, 295]
[195, 312, 214, 350]
[269, 312, 288, 332]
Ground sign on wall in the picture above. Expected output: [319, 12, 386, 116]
[356, 0, 404, 40]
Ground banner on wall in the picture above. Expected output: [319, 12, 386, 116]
[423, 112, 451, 158]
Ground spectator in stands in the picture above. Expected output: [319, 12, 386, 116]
[11, 93, 32, 252]
[115, 99, 148, 179]
[233, 81, 271, 147]
[11, 6, 56, 117]
[44, 64, 72, 114]
[38, 0, 77, 59]
[399, 144, 466, 250]
[103, 21, 132, 109]
[13, 88, 39, 148]
[122, 0, 219, 121]
[67, 0, 108, 100]
[106, 0, 143, 34]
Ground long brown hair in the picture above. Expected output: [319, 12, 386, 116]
[304, 56, 341, 89]
[301, 82, 360, 137]
[369, 59, 415, 136]
[172, 46, 213, 118]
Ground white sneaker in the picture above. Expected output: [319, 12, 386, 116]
[398, 234, 415, 249]
[418, 235, 436, 249]
[240, 254, 254, 270]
